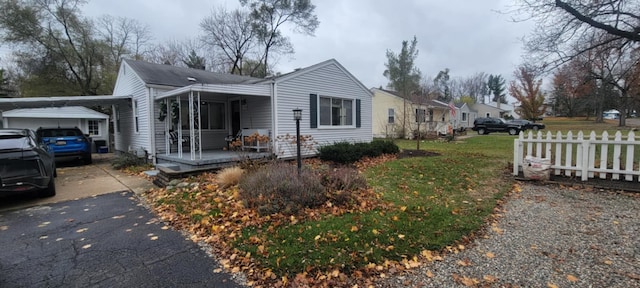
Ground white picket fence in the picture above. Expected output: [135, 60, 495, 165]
[513, 130, 640, 182]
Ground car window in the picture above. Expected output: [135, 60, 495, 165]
[0, 135, 28, 149]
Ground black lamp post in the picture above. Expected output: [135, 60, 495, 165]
[293, 108, 302, 175]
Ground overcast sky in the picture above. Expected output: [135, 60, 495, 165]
[6, 0, 534, 95]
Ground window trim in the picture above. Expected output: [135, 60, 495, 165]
[388, 108, 395, 124]
[318, 95, 356, 128]
[88, 120, 100, 136]
[133, 100, 139, 134]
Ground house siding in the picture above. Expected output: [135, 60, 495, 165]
[275, 62, 372, 158]
[112, 62, 149, 154]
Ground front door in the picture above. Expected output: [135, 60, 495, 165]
[231, 100, 241, 136]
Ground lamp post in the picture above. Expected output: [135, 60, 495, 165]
[293, 108, 302, 175]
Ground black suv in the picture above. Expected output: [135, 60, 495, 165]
[0, 129, 56, 197]
[472, 117, 523, 135]
[36, 127, 92, 164]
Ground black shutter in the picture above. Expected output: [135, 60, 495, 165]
[356, 99, 361, 128]
[310, 94, 318, 128]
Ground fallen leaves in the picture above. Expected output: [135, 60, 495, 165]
[485, 252, 495, 259]
[566, 274, 579, 282]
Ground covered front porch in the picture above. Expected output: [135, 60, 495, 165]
[152, 83, 274, 171]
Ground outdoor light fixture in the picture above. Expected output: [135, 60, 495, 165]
[293, 108, 302, 175]
[293, 108, 302, 121]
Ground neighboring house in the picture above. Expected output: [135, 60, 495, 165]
[472, 103, 509, 119]
[453, 102, 477, 129]
[1, 106, 110, 151]
[484, 101, 519, 119]
[371, 88, 451, 138]
[112, 58, 372, 170]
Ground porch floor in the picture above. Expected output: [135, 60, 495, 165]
[155, 149, 273, 172]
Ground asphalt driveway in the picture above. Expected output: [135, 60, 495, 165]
[0, 191, 240, 287]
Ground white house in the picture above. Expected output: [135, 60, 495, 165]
[453, 102, 477, 129]
[2, 106, 110, 151]
[111, 58, 373, 170]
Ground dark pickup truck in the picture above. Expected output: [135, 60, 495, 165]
[472, 117, 523, 135]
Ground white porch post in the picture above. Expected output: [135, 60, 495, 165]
[177, 96, 183, 158]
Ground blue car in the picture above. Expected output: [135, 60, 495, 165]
[36, 127, 92, 165]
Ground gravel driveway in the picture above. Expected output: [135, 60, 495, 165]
[379, 183, 640, 287]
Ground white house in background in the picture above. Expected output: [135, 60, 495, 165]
[453, 102, 477, 129]
[2, 106, 110, 151]
[472, 102, 510, 119]
[112, 58, 372, 170]
[484, 101, 519, 119]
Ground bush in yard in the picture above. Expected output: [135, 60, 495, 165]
[318, 140, 399, 164]
[239, 162, 325, 215]
[320, 167, 367, 206]
[216, 166, 244, 188]
[111, 152, 146, 170]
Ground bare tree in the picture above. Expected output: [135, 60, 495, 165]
[240, 0, 319, 76]
[512, 0, 640, 70]
[200, 7, 258, 75]
[96, 15, 153, 65]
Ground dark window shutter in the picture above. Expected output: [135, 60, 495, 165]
[310, 94, 318, 128]
[356, 99, 361, 128]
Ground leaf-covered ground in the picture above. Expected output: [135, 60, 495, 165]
[141, 137, 516, 287]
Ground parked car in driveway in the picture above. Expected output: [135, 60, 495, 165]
[0, 128, 56, 197]
[507, 119, 546, 131]
[36, 127, 92, 164]
[472, 117, 523, 135]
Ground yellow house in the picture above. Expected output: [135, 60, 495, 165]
[371, 88, 452, 139]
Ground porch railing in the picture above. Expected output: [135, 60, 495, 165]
[513, 130, 639, 182]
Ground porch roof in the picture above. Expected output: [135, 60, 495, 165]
[156, 83, 272, 100]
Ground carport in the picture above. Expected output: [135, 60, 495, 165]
[0, 95, 131, 152]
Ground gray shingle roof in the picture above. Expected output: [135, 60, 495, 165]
[124, 59, 264, 87]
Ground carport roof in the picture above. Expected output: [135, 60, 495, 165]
[3, 106, 109, 119]
[0, 95, 131, 110]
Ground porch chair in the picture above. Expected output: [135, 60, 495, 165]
[169, 131, 190, 152]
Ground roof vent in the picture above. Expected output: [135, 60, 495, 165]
[294, 68, 301, 71]
[187, 77, 197, 82]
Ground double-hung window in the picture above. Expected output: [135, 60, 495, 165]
[320, 96, 353, 126]
[88, 120, 99, 136]
[388, 108, 395, 124]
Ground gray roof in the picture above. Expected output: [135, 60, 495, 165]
[124, 59, 264, 87]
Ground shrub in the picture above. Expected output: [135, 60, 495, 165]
[111, 152, 146, 170]
[239, 163, 325, 215]
[216, 166, 244, 188]
[320, 167, 367, 206]
[318, 140, 399, 164]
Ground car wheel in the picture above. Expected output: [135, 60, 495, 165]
[478, 128, 486, 135]
[39, 177, 56, 198]
[532, 126, 539, 131]
[509, 128, 518, 135]
[83, 153, 92, 165]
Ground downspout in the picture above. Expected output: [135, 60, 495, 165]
[271, 80, 278, 157]
[149, 87, 156, 164]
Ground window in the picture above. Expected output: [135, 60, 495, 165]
[441, 112, 445, 122]
[180, 101, 226, 130]
[133, 100, 139, 133]
[415, 109, 426, 123]
[320, 96, 353, 126]
[88, 120, 99, 136]
[388, 108, 395, 124]
[462, 112, 467, 121]
[428, 109, 434, 122]
[115, 106, 121, 133]
[486, 113, 491, 117]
